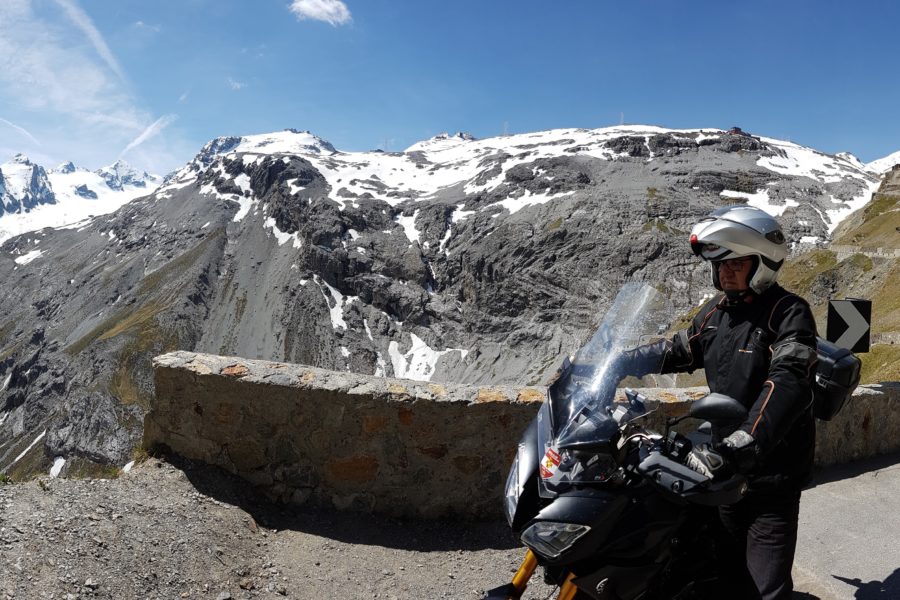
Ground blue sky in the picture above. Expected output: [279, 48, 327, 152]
[1, 0, 899, 174]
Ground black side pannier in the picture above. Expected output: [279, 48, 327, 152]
[813, 337, 862, 421]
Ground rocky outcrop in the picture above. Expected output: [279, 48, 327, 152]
[0, 155, 54, 216]
[73, 184, 97, 199]
[96, 160, 153, 191]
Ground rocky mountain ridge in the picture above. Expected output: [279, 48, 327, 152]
[0, 125, 896, 478]
[0, 155, 54, 216]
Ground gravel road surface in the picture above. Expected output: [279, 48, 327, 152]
[3, 452, 898, 599]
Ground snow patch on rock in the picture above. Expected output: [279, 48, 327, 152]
[50, 457, 65, 478]
[396, 210, 420, 244]
[719, 189, 798, 217]
[13, 430, 46, 465]
[14, 249, 43, 265]
[388, 333, 467, 382]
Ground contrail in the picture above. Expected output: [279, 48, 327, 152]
[54, 0, 126, 82]
[119, 114, 177, 158]
[0, 117, 41, 146]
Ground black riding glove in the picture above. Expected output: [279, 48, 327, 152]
[685, 444, 727, 479]
[717, 430, 759, 474]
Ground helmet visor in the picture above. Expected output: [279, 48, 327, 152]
[690, 235, 731, 261]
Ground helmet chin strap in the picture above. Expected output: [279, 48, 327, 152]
[724, 288, 755, 303]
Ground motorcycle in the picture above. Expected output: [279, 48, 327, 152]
[485, 283, 750, 600]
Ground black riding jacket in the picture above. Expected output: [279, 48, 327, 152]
[627, 284, 818, 487]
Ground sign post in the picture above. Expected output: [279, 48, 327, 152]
[826, 299, 871, 353]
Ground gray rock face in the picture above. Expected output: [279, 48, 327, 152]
[0, 126, 885, 474]
[0, 155, 55, 216]
[73, 184, 97, 200]
[95, 160, 153, 191]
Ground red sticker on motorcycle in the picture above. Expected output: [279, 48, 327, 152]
[540, 447, 561, 479]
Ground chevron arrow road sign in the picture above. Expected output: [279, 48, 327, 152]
[826, 299, 871, 353]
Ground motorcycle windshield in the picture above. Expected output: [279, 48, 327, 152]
[550, 282, 672, 450]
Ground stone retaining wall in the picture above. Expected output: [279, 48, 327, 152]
[830, 244, 900, 261]
[146, 351, 900, 519]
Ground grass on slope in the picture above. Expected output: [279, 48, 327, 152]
[66, 229, 224, 356]
[833, 192, 900, 249]
[64, 231, 225, 411]
[778, 249, 838, 297]
[868, 261, 900, 333]
[859, 344, 900, 385]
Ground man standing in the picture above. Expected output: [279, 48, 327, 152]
[620, 205, 817, 599]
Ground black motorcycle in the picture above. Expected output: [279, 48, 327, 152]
[485, 283, 750, 600]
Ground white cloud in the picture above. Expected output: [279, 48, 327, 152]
[0, 2, 132, 120]
[289, 0, 352, 26]
[178, 90, 190, 103]
[227, 76, 246, 91]
[0, 1, 188, 173]
[53, 0, 126, 82]
[0, 118, 41, 146]
[134, 20, 161, 33]
[119, 114, 178, 158]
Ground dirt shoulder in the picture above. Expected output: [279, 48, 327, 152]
[0, 459, 555, 600]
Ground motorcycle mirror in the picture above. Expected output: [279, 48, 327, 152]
[689, 393, 748, 422]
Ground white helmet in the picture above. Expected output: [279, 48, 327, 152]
[689, 206, 787, 294]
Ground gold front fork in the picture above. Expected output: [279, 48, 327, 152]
[556, 572, 579, 600]
[510, 550, 539, 596]
[508, 551, 579, 600]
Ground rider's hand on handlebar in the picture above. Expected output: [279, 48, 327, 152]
[684, 444, 726, 479]
[715, 430, 759, 473]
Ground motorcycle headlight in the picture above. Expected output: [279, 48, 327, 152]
[520, 521, 591, 559]
[504, 453, 521, 527]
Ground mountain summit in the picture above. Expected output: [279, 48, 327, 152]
[867, 150, 900, 174]
[405, 131, 477, 152]
[95, 160, 157, 191]
[0, 154, 55, 216]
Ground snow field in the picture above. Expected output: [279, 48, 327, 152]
[388, 333, 468, 382]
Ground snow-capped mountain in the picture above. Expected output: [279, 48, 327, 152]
[1, 124, 897, 477]
[160, 125, 883, 241]
[0, 155, 161, 244]
[165, 130, 336, 184]
[95, 160, 158, 191]
[0, 154, 55, 216]
[867, 150, 900, 175]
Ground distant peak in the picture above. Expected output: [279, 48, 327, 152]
[95, 159, 155, 190]
[433, 132, 476, 142]
[835, 152, 866, 170]
[233, 130, 337, 155]
[404, 131, 477, 153]
[101, 159, 134, 172]
[55, 161, 77, 174]
[12, 153, 32, 165]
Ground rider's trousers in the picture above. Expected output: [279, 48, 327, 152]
[717, 487, 802, 600]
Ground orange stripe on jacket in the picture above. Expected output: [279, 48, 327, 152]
[751, 380, 776, 436]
